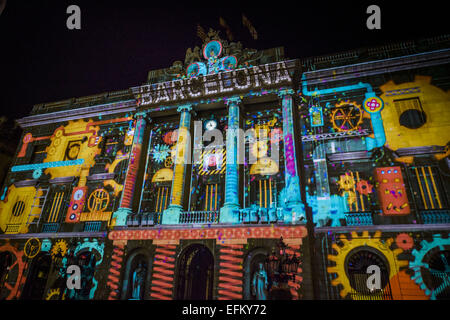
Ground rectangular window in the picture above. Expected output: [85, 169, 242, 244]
[64, 140, 82, 161]
[30, 144, 47, 164]
[155, 186, 170, 213]
[203, 184, 219, 211]
[409, 166, 447, 210]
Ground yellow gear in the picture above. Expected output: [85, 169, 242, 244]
[327, 231, 408, 299]
[50, 240, 68, 259]
[45, 288, 64, 300]
[331, 101, 363, 132]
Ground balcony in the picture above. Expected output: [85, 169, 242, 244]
[179, 211, 219, 224]
[344, 211, 374, 226]
[238, 207, 281, 224]
[83, 221, 102, 232]
[419, 209, 450, 224]
[41, 222, 60, 233]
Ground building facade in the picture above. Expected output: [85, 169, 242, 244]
[0, 31, 449, 300]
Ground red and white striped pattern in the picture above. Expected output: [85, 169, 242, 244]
[150, 245, 176, 300]
[286, 245, 302, 300]
[106, 244, 125, 300]
[218, 244, 244, 300]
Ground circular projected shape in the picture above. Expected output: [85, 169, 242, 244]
[399, 109, 427, 129]
[203, 40, 223, 59]
[331, 103, 363, 132]
[73, 189, 85, 201]
[164, 156, 173, 168]
[24, 238, 41, 259]
[363, 96, 384, 113]
[423, 250, 450, 298]
[55, 129, 64, 138]
[345, 249, 390, 293]
[87, 189, 109, 213]
[12, 200, 25, 217]
[221, 55, 237, 71]
[204, 119, 217, 131]
[32, 169, 43, 180]
[23, 133, 32, 144]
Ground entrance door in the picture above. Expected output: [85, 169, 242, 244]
[176, 245, 214, 300]
[21, 254, 52, 300]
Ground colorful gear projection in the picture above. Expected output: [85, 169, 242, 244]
[410, 235, 450, 300]
[327, 231, 408, 299]
[24, 238, 41, 259]
[45, 288, 62, 300]
[356, 179, 373, 195]
[51, 240, 68, 260]
[152, 144, 171, 163]
[0, 242, 26, 300]
[331, 101, 363, 132]
[395, 233, 414, 251]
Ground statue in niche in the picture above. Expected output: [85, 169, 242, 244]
[252, 262, 268, 300]
[131, 262, 146, 300]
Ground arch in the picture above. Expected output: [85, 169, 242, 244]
[344, 246, 392, 299]
[120, 248, 152, 300]
[175, 244, 214, 300]
[21, 253, 52, 300]
[243, 247, 270, 300]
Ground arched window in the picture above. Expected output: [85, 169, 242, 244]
[121, 250, 150, 300]
[176, 244, 214, 300]
[345, 248, 393, 300]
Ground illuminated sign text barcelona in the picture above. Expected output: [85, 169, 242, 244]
[134, 61, 293, 106]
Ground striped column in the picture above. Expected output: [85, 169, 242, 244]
[279, 90, 305, 223]
[112, 114, 147, 226]
[106, 243, 125, 300]
[150, 245, 177, 300]
[220, 97, 241, 223]
[285, 244, 303, 300]
[218, 244, 244, 300]
[162, 105, 193, 224]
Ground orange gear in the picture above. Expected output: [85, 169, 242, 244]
[356, 180, 373, 195]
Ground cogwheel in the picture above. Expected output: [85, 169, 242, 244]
[331, 101, 363, 132]
[327, 231, 408, 299]
[51, 240, 68, 259]
[46, 288, 61, 300]
[410, 235, 450, 300]
[395, 233, 414, 251]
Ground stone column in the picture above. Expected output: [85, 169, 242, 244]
[279, 90, 306, 223]
[220, 97, 241, 223]
[112, 112, 148, 227]
[162, 104, 193, 224]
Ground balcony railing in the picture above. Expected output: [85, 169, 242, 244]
[344, 211, 374, 226]
[419, 209, 450, 224]
[238, 207, 280, 224]
[83, 221, 102, 232]
[41, 222, 60, 233]
[179, 211, 219, 224]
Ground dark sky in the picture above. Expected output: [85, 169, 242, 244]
[0, 0, 448, 121]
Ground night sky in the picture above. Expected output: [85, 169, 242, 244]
[0, 1, 448, 121]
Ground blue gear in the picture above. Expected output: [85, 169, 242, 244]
[410, 234, 450, 299]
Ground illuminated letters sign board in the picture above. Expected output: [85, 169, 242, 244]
[133, 61, 294, 107]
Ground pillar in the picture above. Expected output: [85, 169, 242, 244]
[279, 90, 306, 223]
[162, 104, 193, 224]
[220, 97, 241, 223]
[112, 112, 147, 226]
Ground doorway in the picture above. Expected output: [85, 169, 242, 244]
[176, 244, 214, 300]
